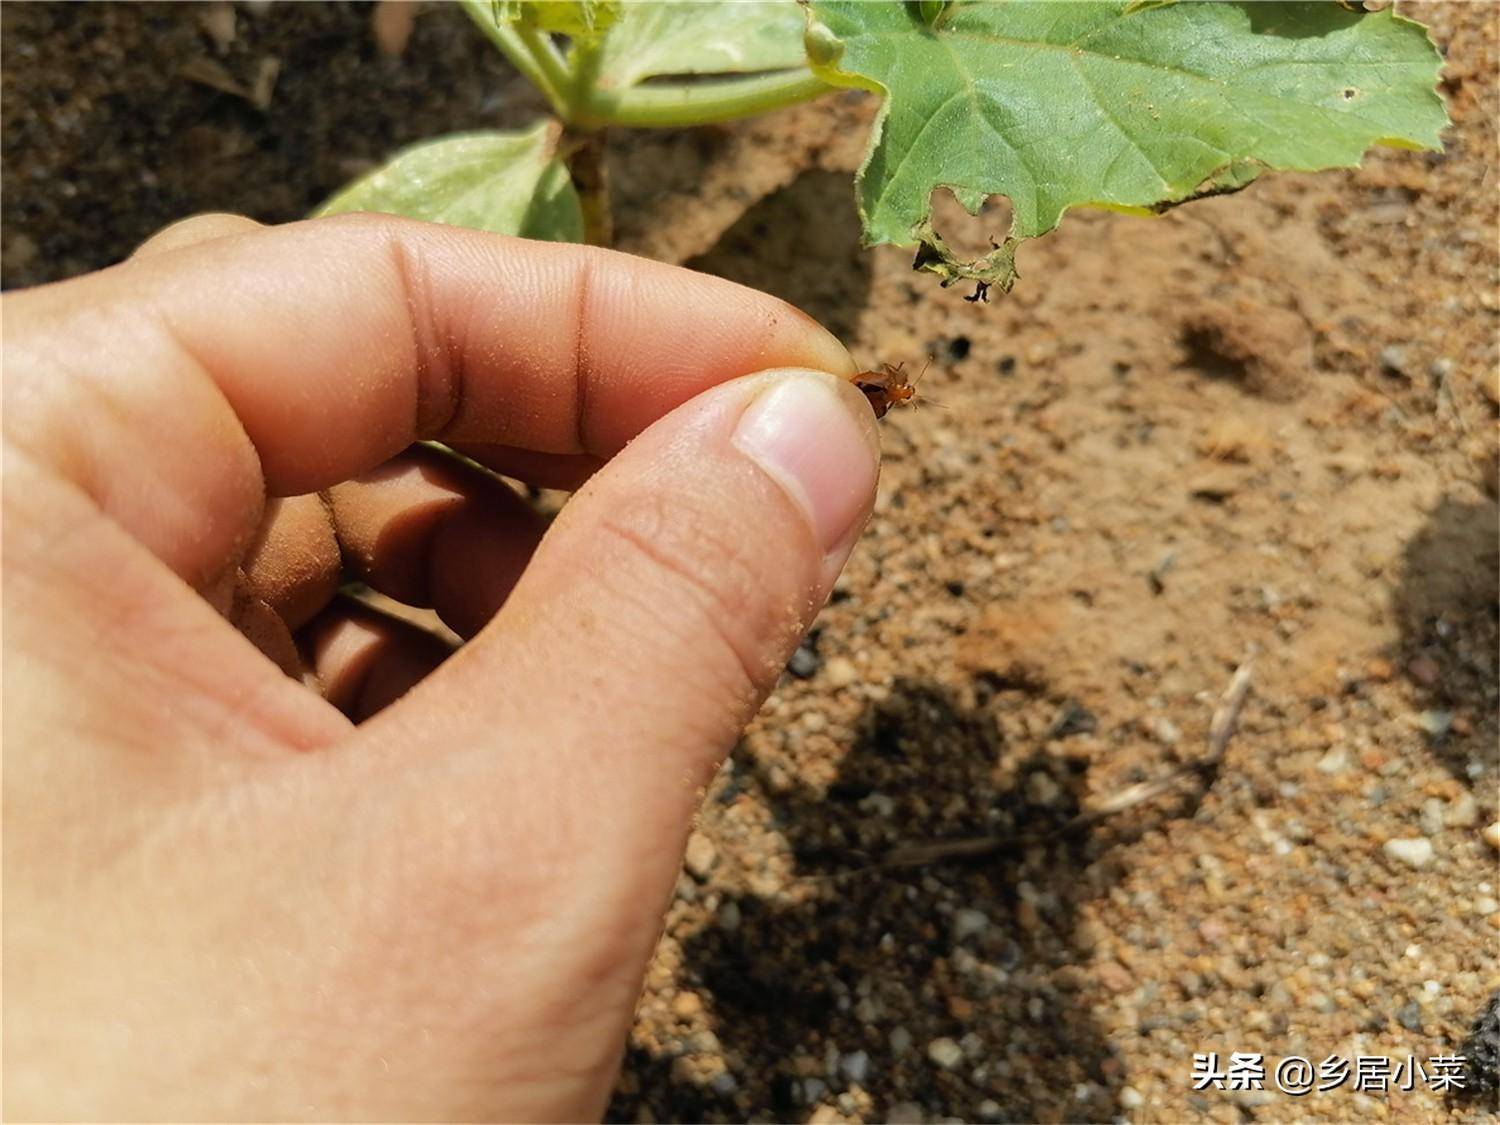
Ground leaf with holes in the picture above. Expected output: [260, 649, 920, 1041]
[317, 120, 584, 243]
[805, 0, 1448, 295]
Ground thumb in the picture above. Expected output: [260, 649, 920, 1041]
[367, 367, 878, 900]
[326, 368, 878, 1120]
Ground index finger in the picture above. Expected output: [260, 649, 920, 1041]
[3, 214, 856, 583]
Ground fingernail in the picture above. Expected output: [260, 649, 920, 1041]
[732, 373, 879, 555]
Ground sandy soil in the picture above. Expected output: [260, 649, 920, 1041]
[3, 3, 1496, 1123]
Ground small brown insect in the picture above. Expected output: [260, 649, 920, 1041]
[854, 359, 930, 419]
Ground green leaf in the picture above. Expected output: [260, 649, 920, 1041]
[807, 1, 1449, 295]
[590, 1, 806, 89]
[316, 121, 584, 243]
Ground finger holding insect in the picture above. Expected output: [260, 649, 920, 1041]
[4, 214, 859, 590]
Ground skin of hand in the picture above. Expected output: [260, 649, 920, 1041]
[1, 212, 880, 1121]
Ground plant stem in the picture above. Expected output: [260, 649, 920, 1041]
[576, 69, 832, 129]
[462, 1, 834, 129]
[567, 34, 605, 113]
[514, 23, 573, 110]
[565, 131, 613, 247]
[460, 3, 837, 251]
[459, 0, 571, 119]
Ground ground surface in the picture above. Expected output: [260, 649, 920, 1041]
[3, 3, 1497, 1123]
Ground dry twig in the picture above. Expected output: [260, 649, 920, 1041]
[853, 659, 1254, 872]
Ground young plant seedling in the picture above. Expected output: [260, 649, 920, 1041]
[323, 1, 1449, 304]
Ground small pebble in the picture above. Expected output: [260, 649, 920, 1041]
[1119, 1085, 1144, 1110]
[824, 656, 858, 688]
[1483, 822, 1500, 850]
[1407, 654, 1441, 686]
[1097, 960, 1134, 993]
[839, 1050, 870, 1086]
[1048, 700, 1097, 738]
[977, 1099, 1002, 1120]
[926, 1037, 964, 1069]
[1317, 746, 1349, 774]
[684, 832, 719, 878]
[800, 1077, 827, 1105]
[889, 1026, 913, 1055]
[1474, 896, 1499, 915]
[718, 900, 741, 932]
[709, 1072, 738, 1097]
[1383, 837, 1434, 868]
[886, 1103, 925, 1125]
[1198, 918, 1228, 943]
[953, 908, 990, 943]
[1420, 798, 1445, 837]
[1445, 792, 1480, 828]
[1026, 771, 1063, 806]
[787, 643, 821, 679]
[1016, 899, 1042, 932]
[1398, 1000, 1423, 1031]
[1417, 709, 1453, 737]
[1380, 344, 1411, 378]
[859, 792, 897, 818]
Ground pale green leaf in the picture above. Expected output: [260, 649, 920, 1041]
[591, 1, 806, 90]
[317, 121, 584, 242]
[807, 1, 1448, 295]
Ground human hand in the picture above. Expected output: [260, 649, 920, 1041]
[2, 213, 879, 1120]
